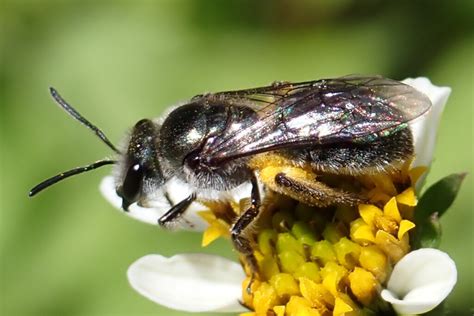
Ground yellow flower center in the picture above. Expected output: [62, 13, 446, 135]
[199, 166, 423, 316]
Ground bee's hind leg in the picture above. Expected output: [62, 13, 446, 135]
[230, 173, 261, 293]
[261, 165, 364, 207]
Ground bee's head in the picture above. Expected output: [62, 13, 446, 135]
[116, 119, 165, 210]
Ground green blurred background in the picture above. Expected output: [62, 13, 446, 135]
[1, 1, 472, 315]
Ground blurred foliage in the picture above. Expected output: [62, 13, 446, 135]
[1, 0, 472, 315]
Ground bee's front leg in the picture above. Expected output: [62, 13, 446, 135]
[158, 193, 196, 228]
[230, 173, 261, 292]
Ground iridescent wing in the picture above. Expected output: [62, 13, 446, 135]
[197, 75, 432, 165]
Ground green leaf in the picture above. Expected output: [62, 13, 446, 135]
[415, 173, 467, 222]
[413, 214, 442, 249]
[413, 173, 466, 249]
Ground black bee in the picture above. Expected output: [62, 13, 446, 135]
[30, 75, 431, 274]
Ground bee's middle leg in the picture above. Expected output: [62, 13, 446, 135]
[230, 173, 261, 290]
[260, 166, 364, 207]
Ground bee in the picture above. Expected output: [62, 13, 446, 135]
[30, 75, 431, 275]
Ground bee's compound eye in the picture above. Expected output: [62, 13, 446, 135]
[119, 163, 143, 210]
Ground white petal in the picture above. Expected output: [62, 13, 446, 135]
[127, 253, 247, 313]
[381, 248, 457, 315]
[403, 78, 451, 175]
[99, 176, 208, 231]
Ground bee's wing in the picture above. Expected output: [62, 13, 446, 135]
[200, 75, 432, 164]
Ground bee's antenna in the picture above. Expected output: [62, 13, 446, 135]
[29, 159, 116, 197]
[49, 87, 120, 154]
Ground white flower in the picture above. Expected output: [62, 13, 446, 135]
[126, 249, 457, 315]
[104, 77, 455, 314]
[127, 253, 247, 313]
[381, 248, 457, 315]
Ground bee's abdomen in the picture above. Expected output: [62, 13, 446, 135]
[303, 128, 414, 175]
